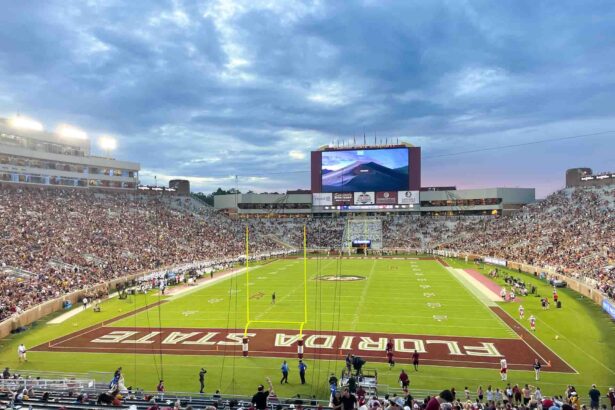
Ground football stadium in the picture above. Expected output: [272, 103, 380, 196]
[1, 2, 615, 410]
[0, 122, 614, 410]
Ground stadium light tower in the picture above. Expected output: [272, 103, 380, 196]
[8, 115, 44, 131]
[57, 124, 88, 140]
[97, 135, 117, 157]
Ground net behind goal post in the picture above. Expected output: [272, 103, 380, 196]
[243, 226, 308, 337]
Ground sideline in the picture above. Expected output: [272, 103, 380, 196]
[48, 265, 264, 324]
[446, 268, 500, 305]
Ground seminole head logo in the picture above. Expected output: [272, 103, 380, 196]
[357, 192, 372, 204]
[316, 275, 366, 281]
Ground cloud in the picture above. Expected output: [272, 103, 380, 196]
[288, 150, 306, 160]
[0, 0, 613, 196]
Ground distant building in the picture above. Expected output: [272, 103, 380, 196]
[566, 167, 614, 188]
[0, 118, 139, 189]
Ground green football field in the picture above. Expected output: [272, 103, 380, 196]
[1, 256, 614, 399]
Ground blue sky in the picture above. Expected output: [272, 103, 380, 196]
[0, 0, 614, 197]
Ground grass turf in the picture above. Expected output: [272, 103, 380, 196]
[0, 257, 613, 399]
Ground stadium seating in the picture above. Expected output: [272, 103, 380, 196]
[1, 184, 613, 324]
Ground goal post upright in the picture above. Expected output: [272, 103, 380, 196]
[243, 224, 309, 338]
[244, 225, 251, 336]
[299, 224, 308, 337]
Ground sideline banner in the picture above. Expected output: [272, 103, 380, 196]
[353, 191, 375, 205]
[484, 256, 507, 267]
[602, 299, 615, 320]
[312, 193, 333, 206]
[398, 190, 419, 204]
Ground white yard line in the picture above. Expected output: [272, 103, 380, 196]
[48, 306, 89, 324]
[350, 260, 378, 330]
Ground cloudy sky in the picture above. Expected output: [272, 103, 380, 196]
[1, 0, 614, 197]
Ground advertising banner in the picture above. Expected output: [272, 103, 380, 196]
[603, 299, 615, 320]
[353, 191, 375, 205]
[398, 190, 420, 204]
[312, 193, 333, 206]
[332, 192, 353, 205]
[375, 191, 398, 205]
[484, 256, 507, 267]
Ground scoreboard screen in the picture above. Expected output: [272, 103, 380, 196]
[320, 148, 409, 193]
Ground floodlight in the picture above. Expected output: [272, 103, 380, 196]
[57, 124, 88, 140]
[8, 115, 43, 131]
[98, 136, 117, 151]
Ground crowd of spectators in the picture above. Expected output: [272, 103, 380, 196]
[324, 384, 615, 410]
[0, 185, 282, 321]
[1, 184, 613, 323]
[2, 365, 615, 410]
[435, 186, 614, 299]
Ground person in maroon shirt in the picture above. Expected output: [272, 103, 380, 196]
[387, 350, 395, 368]
[607, 387, 615, 410]
[386, 339, 393, 353]
[412, 350, 420, 371]
[398, 370, 409, 388]
[425, 390, 454, 410]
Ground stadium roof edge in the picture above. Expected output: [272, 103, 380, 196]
[316, 141, 414, 151]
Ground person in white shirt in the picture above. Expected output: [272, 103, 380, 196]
[18, 343, 27, 362]
[500, 358, 508, 381]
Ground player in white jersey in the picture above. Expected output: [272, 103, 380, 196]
[529, 315, 536, 331]
[518, 305, 525, 319]
[500, 358, 508, 381]
[18, 344, 27, 362]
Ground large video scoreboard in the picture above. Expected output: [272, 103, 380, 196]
[310, 145, 421, 210]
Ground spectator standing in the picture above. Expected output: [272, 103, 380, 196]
[348, 374, 357, 394]
[251, 383, 269, 410]
[341, 388, 357, 410]
[425, 390, 454, 410]
[606, 387, 615, 410]
[589, 384, 602, 409]
[328, 373, 338, 396]
[156, 380, 165, 400]
[331, 391, 343, 410]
